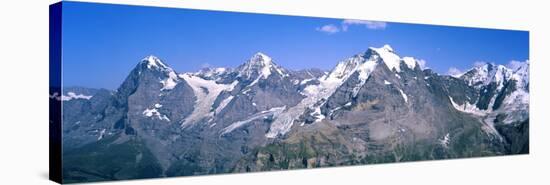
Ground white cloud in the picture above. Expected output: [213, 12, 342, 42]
[316, 19, 387, 34]
[447, 67, 464, 77]
[342, 19, 387, 31]
[315, 24, 340, 34]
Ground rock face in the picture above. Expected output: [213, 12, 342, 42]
[59, 46, 529, 183]
[457, 62, 530, 154]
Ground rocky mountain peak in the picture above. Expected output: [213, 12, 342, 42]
[141, 55, 170, 71]
[461, 62, 513, 89]
[366, 45, 404, 72]
[249, 52, 272, 64]
[381, 44, 394, 52]
[129, 55, 180, 91]
[237, 52, 286, 80]
[325, 44, 420, 84]
[510, 61, 529, 90]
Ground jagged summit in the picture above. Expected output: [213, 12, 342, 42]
[237, 52, 286, 80]
[325, 45, 420, 83]
[453, 60, 529, 124]
[366, 45, 405, 72]
[133, 55, 180, 91]
[249, 52, 272, 65]
[372, 44, 394, 52]
[141, 55, 170, 70]
[461, 62, 513, 88]
[510, 60, 529, 89]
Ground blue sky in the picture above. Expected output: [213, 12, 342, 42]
[61, 2, 529, 89]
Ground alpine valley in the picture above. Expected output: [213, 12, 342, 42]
[57, 45, 529, 183]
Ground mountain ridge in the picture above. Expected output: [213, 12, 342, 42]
[58, 45, 529, 183]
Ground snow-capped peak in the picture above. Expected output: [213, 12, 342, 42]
[461, 60, 529, 92]
[142, 55, 169, 70]
[510, 60, 529, 90]
[325, 45, 417, 83]
[139, 55, 180, 91]
[367, 45, 403, 72]
[461, 62, 513, 89]
[381, 44, 394, 52]
[237, 52, 287, 80]
[250, 52, 272, 65]
[325, 54, 366, 81]
[453, 60, 529, 125]
[402, 57, 418, 69]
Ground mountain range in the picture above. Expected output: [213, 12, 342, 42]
[56, 45, 529, 183]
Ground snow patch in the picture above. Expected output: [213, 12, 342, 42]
[448, 96, 504, 139]
[97, 129, 106, 140]
[397, 88, 408, 103]
[439, 133, 450, 148]
[398, 128, 406, 133]
[353, 56, 378, 96]
[266, 72, 346, 138]
[500, 89, 529, 124]
[180, 74, 238, 127]
[300, 78, 315, 85]
[448, 96, 489, 116]
[246, 76, 262, 88]
[311, 106, 326, 123]
[215, 95, 234, 115]
[160, 70, 179, 91]
[62, 92, 92, 101]
[221, 106, 286, 135]
[143, 108, 170, 122]
[384, 80, 392, 85]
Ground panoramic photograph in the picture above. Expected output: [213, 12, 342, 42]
[52, 1, 529, 183]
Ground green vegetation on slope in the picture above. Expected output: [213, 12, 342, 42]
[62, 135, 163, 183]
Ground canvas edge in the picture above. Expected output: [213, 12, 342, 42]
[49, 1, 63, 184]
